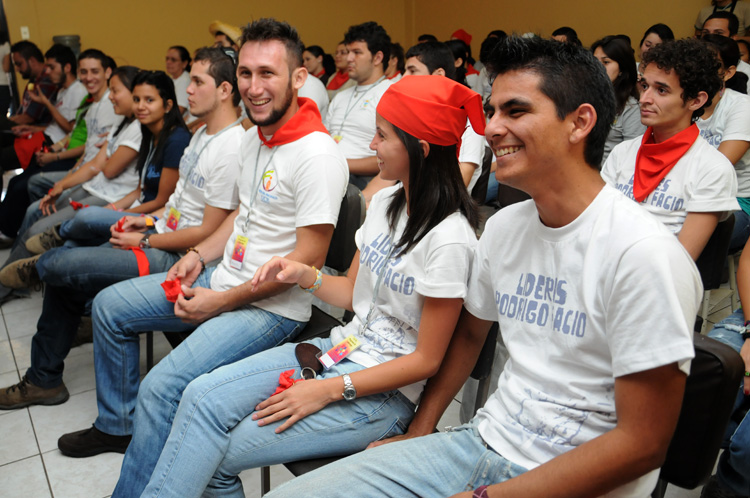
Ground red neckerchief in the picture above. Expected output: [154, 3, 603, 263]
[256, 97, 329, 148]
[387, 72, 401, 80]
[466, 64, 480, 76]
[326, 70, 350, 90]
[633, 124, 699, 202]
[313, 69, 325, 78]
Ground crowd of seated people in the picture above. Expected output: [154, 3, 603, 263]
[0, 8, 748, 498]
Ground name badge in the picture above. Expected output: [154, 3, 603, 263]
[317, 335, 361, 369]
[230, 235, 248, 270]
[165, 207, 181, 231]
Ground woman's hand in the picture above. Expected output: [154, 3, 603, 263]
[109, 231, 145, 250]
[39, 184, 63, 215]
[250, 256, 315, 291]
[252, 378, 338, 433]
[110, 215, 146, 233]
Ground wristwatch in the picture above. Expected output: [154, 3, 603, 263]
[342, 374, 356, 401]
[743, 321, 750, 342]
[139, 233, 152, 249]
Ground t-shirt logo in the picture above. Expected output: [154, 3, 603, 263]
[262, 169, 278, 192]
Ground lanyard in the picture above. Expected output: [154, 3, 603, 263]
[336, 76, 385, 137]
[175, 118, 242, 206]
[241, 143, 278, 233]
[359, 228, 397, 336]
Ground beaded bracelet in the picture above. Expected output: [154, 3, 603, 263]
[188, 247, 206, 273]
[300, 266, 322, 293]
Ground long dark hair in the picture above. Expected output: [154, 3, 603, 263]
[386, 124, 479, 255]
[132, 70, 187, 174]
[445, 39, 470, 87]
[591, 36, 639, 115]
[110, 65, 140, 138]
[702, 34, 749, 94]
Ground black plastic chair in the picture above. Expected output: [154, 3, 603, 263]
[260, 323, 500, 495]
[695, 215, 735, 334]
[470, 146, 493, 205]
[145, 183, 366, 371]
[651, 332, 744, 497]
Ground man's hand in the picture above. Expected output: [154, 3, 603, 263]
[35, 151, 57, 167]
[109, 231, 145, 250]
[27, 86, 49, 106]
[174, 286, 226, 324]
[166, 251, 203, 289]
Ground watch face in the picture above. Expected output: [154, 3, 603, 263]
[343, 387, 356, 400]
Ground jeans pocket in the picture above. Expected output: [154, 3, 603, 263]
[374, 417, 408, 441]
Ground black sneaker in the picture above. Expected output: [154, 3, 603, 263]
[58, 425, 132, 458]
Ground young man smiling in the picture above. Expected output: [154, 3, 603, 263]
[93, 19, 348, 498]
[265, 36, 701, 498]
[324, 21, 392, 193]
[602, 38, 738, 260]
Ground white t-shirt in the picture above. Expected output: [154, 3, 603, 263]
[329, 185, 477, 403]
[155, 124, 243, 234]
[324, 78, 391, 159]
[45, 79, 87, 143]
[459, 118, 487, 192]
[209, 129, 349, 322]
[467, 185, 700, 497]
[299, 75, 330, 119]
[697, 88, 750, 197]
[601, 133, 739, 234]
[0, 43, 9, 86]
[82, 90, 117, 163]
[82, 118, 142, 203]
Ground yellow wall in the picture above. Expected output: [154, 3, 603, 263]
[1, 0, 718, 93]
[411, 0, 709, 57]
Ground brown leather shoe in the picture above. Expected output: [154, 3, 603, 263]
[58, 425, 131, 458]
[0, 376, 69, 409]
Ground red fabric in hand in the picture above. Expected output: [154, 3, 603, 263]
[69, 199, 89, 210]
[115, 217, 126, 232]
[161, 278, 182, 303]
[272, 369, 304, 395]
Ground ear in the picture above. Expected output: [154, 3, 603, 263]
[165, 98, 174, 113]
[372, 50, 384, 67]
[218, 80, 233, 101]
[686, 90, 709, 112]
[567, 103, 597, 146]
[64, 63, 72, 75]
[418, 139, 430, 158]
[432, 68, 446, 77]
[104, 66, 113, 80]
[724, 65, 737, 82]
[454, 57, 464, 68]
[291, 66, 307, 91]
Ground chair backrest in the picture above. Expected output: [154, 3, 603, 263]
[470, 322, 498, 414]
[658, 332, 743, 490]
[696, 215, 735, 291]
[326, 183, 365, 273]
[470, 146, 494, 204]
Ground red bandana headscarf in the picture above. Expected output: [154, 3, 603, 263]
[633, 124, 700, 202]
[376, 76, 485, 152]
[256, 97, 329, 148]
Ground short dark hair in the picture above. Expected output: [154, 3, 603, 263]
[344, 22, 391, 70]
[705, 11, 740, 36]
[11, 40, 43, 63]
[44, 43, 77, 74]
[640, 23, 674, 47]
[169, 45, 192, 72]
[390, 43, 405, 72]
[418, 34, 438, 43]
[591, 35, 639, 115]
[405, 41, 457, 80]
[641, 38, 723, 121]
[486, 36, 616, 169]
[551, 27, 582, 47]
[79, 49, 114, 71]
[193, 46, 240, 106]
[239, 18, 304, 69]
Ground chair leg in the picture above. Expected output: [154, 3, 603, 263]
[261, 465, 271, 495]
[146, 331, 154, 371]
[729, 253, 740, 311]
[700, 291, 711, 335]
[650, 478, 668, 498]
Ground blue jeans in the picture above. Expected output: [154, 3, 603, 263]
[140, 337, 416, 498]
[25, 245, 179, 388]
[266, 422, 528, 498]
[729, 209, 750, 254]
[708, 312, 750, 496]
[27, 170, 67, 202]
[96, 270, 304, 498]
[58, 205, 129, 247]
